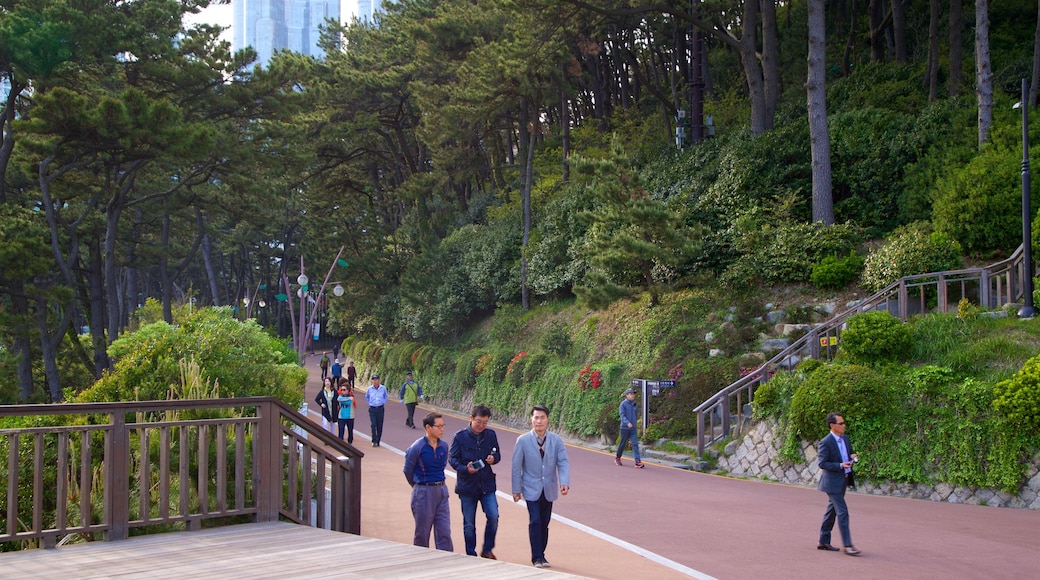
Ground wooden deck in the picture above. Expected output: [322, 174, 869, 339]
[0, 521, 584, 579]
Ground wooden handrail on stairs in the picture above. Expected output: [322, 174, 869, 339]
[692, 244, 1028, 456]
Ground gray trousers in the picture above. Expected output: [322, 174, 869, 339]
[411, 484, 453, 551]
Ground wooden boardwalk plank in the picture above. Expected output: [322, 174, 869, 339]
[0, 522, 585, 579]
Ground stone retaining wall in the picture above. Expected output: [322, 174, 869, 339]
[714, 420, 1040, 509]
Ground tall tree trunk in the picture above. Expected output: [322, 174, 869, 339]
[869, 0, 886, 62]
[808, 0, 835, 225]
[203, 232, 222, 306]
[949, 0, 963, 96]
[890, 0, 908, 61]
[560, 77, 570, 181]
[976, 0, 993, 148]
[34, 294, 72, 402]
[88, 241, 110, 374]
[927, 0, 941, 102]
[520, 102, 535, 310]
[842, 0, 859, 76]
[740, 0, 769, 134]
[104, 201, 124, 347]
[160, 211, 174, 323]
[761, 0, 781, 128]
[10, 285, 35, 399]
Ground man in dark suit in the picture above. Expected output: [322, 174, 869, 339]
[817, 413, 861, 556]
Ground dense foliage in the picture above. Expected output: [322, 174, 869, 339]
[754, 314, 1040, 492]
[78, 308, 305, 408]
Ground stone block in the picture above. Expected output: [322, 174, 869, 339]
[724, 440, 738, 455]
[932, 482, 953, 500]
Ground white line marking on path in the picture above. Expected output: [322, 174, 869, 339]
[312, 405, 715, 580]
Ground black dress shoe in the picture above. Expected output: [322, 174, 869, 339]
[817, 544, 840, 551]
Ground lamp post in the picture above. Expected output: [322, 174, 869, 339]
[281, 247, 347, 364]
[1015, 78, 1037, 318]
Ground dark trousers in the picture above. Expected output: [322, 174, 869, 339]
[369, 405, 385, 444]
[525, 492, 554, 563]
[405, 402, 418, 427]
[320, 366, 328, 380]
[616, 427, 641, 462]
[337, 418, 354, 444]
[820, 488, 852, 547]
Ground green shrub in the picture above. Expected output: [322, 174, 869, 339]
[722, 220, 861, 287]
[810, 252, 864, 289]
[788, 363, 897, 442]
[838, 311, 913, 364]
[861, 222, 963, 292]
[454, 351, 481, 391]
[931, 146, 1022, 256]
[541, 320, 573, 359]
[993, 353, 1040, 432]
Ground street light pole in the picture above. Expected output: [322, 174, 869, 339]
[1016, 78, 1037, 318]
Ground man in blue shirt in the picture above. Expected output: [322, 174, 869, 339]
[365, 374, 388, 447]
[449, 405, 501, 559]
[403, 412, 453, 552]
[330, 358, 343, 388]
[615, 388, 643, 468]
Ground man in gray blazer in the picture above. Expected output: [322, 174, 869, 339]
[512, 405, 570, 569]
[817, 413, 860, 556]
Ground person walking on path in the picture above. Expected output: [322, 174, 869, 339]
[403, 412, 453, 552]
[399, 371, 424, 429]
[336, 385, 356, 444]
[319, 352, 331, 381]
[512, 405, 570, 569]
[615, 388, 644, 468]
[817, 413, 861, 556]
[449, 405, 501, 559]
[365, 373, 388, 447]
[346, 360, 357, 388]
[331, 358, 343, 388]
[315, 377, 339, 432]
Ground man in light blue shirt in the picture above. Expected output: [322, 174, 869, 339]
[365, 374, 389, 447]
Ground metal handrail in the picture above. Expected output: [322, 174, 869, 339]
[0, 397, 363, 549]
[692, 245, 1027, 456]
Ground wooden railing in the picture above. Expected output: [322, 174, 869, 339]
[0, 397, 362, 549]
[692, 245, 1029, 456]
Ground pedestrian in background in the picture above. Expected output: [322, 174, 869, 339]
[336, 386, 356, 444]
[331, 358, 343, 388]
[512, 405, 570, 569]
[399, 371, 424, 429]
[615, 388, 644, 468]
[403, 412, 453, 552]
[319, 352, 330, 381]
[449, 405, 501, 559]
[816, 413, 861, 556]
[366, 374, 388, 447]
[346, 359, 357, 388]
[315, 377, 338, 432]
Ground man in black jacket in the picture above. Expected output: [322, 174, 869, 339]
[449, 405, 502, 559]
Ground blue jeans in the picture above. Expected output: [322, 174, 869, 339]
[459, 492, 499, 556]
[617, 427, 641, 462]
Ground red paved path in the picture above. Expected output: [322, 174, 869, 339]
[304, 363, 1039, 579]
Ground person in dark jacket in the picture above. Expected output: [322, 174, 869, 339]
[314, 378, 339, 432]
[449, 404, 501, 559]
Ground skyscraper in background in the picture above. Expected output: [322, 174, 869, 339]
[234, 0, 341, 67]
[354, 0, 382, 23]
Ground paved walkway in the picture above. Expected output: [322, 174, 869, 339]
[305, 363, 1040, 579]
